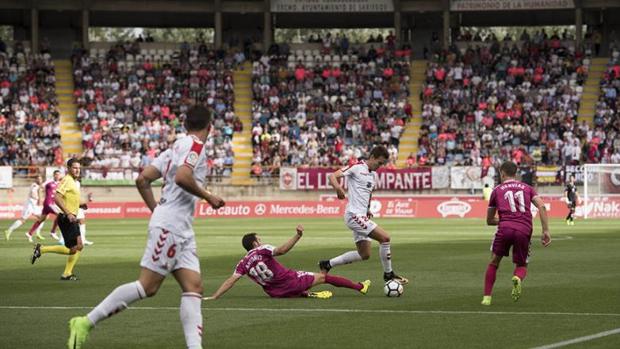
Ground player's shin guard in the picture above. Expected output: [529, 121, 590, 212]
[324, 274, 363, 291]
[379, 242, 392, 273]
[87, 281, 146, 325]
[484, 264, 498, 296]
[513, 266, 527, 280]
[180, 292, 203, 349]
[329, 251, 363, 267]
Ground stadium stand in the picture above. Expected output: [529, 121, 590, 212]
[71, 42, 240, 179]
[594, 48, 620, 164]
[0, 41, 62, 170]
[250, 42, 413, 174]
[418, 37, 590, 167]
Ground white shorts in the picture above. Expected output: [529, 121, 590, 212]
[345, 212, 377, 243]
[140, 227, 200, 276]
[76, 208, 85, 220]
[21, 201, 41, 219]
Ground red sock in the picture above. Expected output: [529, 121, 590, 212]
[484, 264, 498, 296]
[28, 221, 41, 236]
[514, 266, 527, 280]
[324, 274, 363, 291]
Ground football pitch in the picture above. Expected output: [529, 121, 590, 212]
[1, 217, 619, 348]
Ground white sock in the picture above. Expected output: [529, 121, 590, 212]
[329, 251, 363, 267]
[379, 242, 393, 273]
[180, 292, 203, 349]
[87, 281, 146, 326]
[8, 220, 23, 233]
[80, 224, 87, 241]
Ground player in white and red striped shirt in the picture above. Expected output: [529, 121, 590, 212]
[318, 146, 408, 285]
[68, 106, 226, 349]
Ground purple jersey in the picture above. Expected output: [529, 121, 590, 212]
[234, 245, 310, 298]
[43, 180, 58, 206]
[488, 179, 538, 234]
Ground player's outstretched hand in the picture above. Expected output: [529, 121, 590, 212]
[202, 296, 216, 301]
[541, 230, 551, 247]
[296, 224, 304, 236]
[366, 211, 373, 219]
[208, 195, 225, 209]
[336, 188, 346, 200]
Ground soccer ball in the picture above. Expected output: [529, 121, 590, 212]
[384, 280, 404, 297]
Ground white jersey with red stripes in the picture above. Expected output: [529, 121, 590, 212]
[341, 161, 376, 216]
[28, 182, 40, 204]
[149, 135, 207, 237]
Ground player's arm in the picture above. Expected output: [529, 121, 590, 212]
[328, 169, 346, 199]
[136, 165, 163, 212]
[175, 165, 225, 209]
[367, 191, 374, 219]
[205, 273, 243, 300]
[273, 225, 304, 256]
[55, 192, 76, 222]
[532, 196, 551, 247]
[37, 186, 42, 206]
[486, 207, 499, 226]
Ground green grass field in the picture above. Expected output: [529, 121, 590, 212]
[1, 217, 619, 348]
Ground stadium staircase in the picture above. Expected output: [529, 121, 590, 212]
[54, 59, 82, 159]
[231, 61, 254, 185]
[396, 59, 427, 168]
[578, 57, 609, 127]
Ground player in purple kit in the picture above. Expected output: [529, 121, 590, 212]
[481, 161, 551, 306]
[27, 170, 63, 242]
[206, 224, 371, 300]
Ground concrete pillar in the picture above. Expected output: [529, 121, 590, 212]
[263, 0, 272, 51]
[394, 12, 402, 47]
[443, 10, 450, 50]
[82, 10, 90, 50]
[575, 7, 583, 49]
[214, 0, 222, 49]
[31, 8, 38, 53]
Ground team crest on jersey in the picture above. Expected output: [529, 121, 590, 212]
[186, 151, 199, 167]
[366, 182, 372, 188]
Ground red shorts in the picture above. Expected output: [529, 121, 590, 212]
[491, 228, 531, 266]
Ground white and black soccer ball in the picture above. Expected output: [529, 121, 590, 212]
[384, 280, 404, 297]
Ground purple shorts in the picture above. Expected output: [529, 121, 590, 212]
[491, 228, 531, 266]
[41, 204, 59, 216]
[266, 271, 315, 298]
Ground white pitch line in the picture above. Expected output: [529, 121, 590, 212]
[530, 327, 620, 349]
[1, 306, 620, 318]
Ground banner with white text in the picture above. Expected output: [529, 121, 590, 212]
[450, 0, 574, 11]
[271, 0, 394, 12]
[280, 167, 433, 191]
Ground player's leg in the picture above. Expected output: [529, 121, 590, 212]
[318, 215, 373, 272]
[172, 233, 204, 349]
[28, 214, 47, 241]
[310, 272, 369, 294]
[50, 214, 60, 240]
[5, 217, 25, 241]
[368, 225, 408, 284]
[510, 233, 531, 302]
[68, 267, 163, 349]
[173, 269, 204, 349]
[482, 253, 503, 305]
[78, 210, 93, 245]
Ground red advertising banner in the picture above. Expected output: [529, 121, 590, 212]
[292, 167, 433, 191]
[1, 197, 619, 219]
